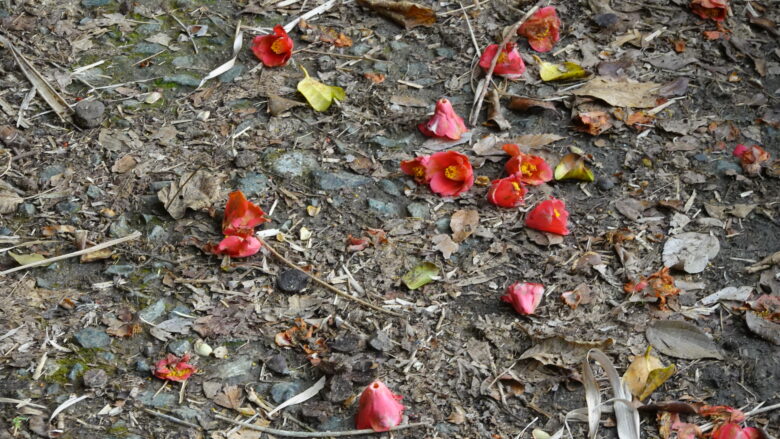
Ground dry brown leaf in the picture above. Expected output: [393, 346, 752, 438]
[509, 133, 565, 149]
[299, 19, 353, 47]
[623, 347, 674, 400]
[573, 76, 660, 108]
[267, 94, 304, 116]
[573, 111, 612, 135]
[356, 0, 436, 29]
[111, 154, 138, 174]
[507, 97, 558, 113]
[41, 225, 76, 237]
[213, 385, 243, 410]
[80, 248, 115, 263]
[520, 335, 614, 368]
[485, 89, 510, 131]
[447, 404, 467, 424]
[450, 209, 479, 243]
[432, 234, 459, 259]
[157, 170, 222, 220]
[0, 190, 23, 214]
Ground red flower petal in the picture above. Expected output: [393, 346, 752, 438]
[487, 175, 527, 208]
[251, 25, 294, 67]
[690, 0, 728, 21]
[525, 198, 570, 235]
[213, 235, 262, 258]
[400, 156, 431, 184]
[479, 43, 526, 79]
[518, 6, 561, 53]
[711, 423, 762, 439]
[223, 191, 268, 237]
[425, 151, 474, 197]
[153, 353, 196, 382]
[501, 282, 544, 315]
[418, 98, 468, 140]
[505, 152, 553, 186]
[356, 380, 405, 432]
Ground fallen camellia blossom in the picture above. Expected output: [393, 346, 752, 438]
[487, 174, 527, 208]
[501, 282, 544, 315]
[154, 353, 196, 382]
[736, 144, 770, 176]
[503, 144, 553, 185]
[690, 0, 728, 21]
[251, 25, 294, 67]
[223, 190, 268, 236]
[573, 111, 612, 135]
[400, 155, 431, 183]
[418, 98, 468, 140]
[623, 267, 680, 309]
[733, 144, 749, 157]
[478, 42, 526, 79]
[426, 150, 474, 197]
[346, 235, 371, 252]
[711, 423, 761, 439]
[356, 380, 405, 432]
[525, 198, 570, 235]
[213, 235, 263, 258]
[518, 6, 561, 52]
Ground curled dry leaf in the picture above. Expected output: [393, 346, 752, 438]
[561, 283, 592, 309]
[623, 347, 675, 400]
[356, 0, 435, 29]
[0, 190, 23, 214]
[625, 111, 654, 131]
[745, 311, 780, 345]
[572, 76, 660, 108]
[573, 111, 612, 135]
[450, 209, 479, 242]
[299, 19, 353, 47]
[485, 89, 511, 131]
[267, 93, 305, 116]
[402, 262, 439, 290]
[534, 56, 589, 81]
[554, 153, 595, 182]
[432, 234, 459, 259]
[157, 170, 222, 220]
[507, 96, 558, 113]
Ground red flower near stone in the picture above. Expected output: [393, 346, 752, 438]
[518, 6, 561, 52]
[400, 155, 431, 184]
[153, 353, 196, 382]
[487, 174, 528, 208]
[426, 151, 474, 197]
[356, 380, 405, 432]
[525, 198, 570, 235]
[503, 144, 553, 186]
[738, 145, 770, 176]
[479, 42, 526, 79]
[501, 282, 544, 315]
[223, 190, 268, 237]
[690, 0, 728, 21]
[418, 98, 468, 140]
[711, 423, 761, 439]
[251, 25, 294, 67]
[214, 235, 263, 258]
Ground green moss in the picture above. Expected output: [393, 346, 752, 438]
[106, 424, 130, 436]
[46, 348, 116, 384]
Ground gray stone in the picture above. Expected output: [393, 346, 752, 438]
[139, 299, 166, 323]
[368, 330, 391, 352]
[18, 203, 36, 216]
[83, 368, 108, 388]
[55, 200, 80, 214]
[168, 339, 191, 356]
[379, 179, 401, 196]
[234, 150, 259, 169]
[350, 43, 370, 56]
[237, 172, 269, 196]
[82, 0, 112, 6]
[148, 225, 167, 241]
[138, 390, 176, 408]
[135, 42, 166, 54]
[39, 165, 64, 184]
[74, 328, 110, 348]
[219, 63, 244, 83]
[98, 351, 115, 362]
[68, 364, 85, 381]
[215, 357, 252, 379]
[173, 407, 200, 421]
[270, 151, 318, 178]
[135, 359, 151, 372]
[73, 100, 106, 129]
[436, 47, 455, 57]
[693, 153, 708, 162]
[109, 215, 136, 238]
[317, 56, 336, 71]
[277, 269, 309, 293]
[266, 354, 290, 375]
[162, 74, 200, 87]
[105, 265, 135, 276]
[150, 181, 171, 191]
[0, 226, 11, 236]
[373, 61, 391, 73]
[368, 199, 402, 217]
[326, 374, 352, 402]
[406, 202, 429, 219]
[313, 170, 371, 191]
[271, 381, 303, 404]
[330, 334, 363, 352]
[715, 160, 742, 174]
[172, 55, 194, 68]
[86, 185, 103, 199]
[596, 177, 615, 191]
[136, 22, 162, 35]
[435, 217, 451, 233]
[390, 41, 409, 51]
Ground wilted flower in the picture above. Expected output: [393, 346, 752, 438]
[487, 174, 527, 208]
[518, 6, 562, 52]
[154, 353, 196, 382]
[711, 423, 761, 439]
[418, 98, 468, 140]
[690, 0, 728, 21]
[251, 25, 294, 67]
[400, 155, 431, 184]
[732, 144, 749, 157]
[479, 42, 526, 79]
[525, 198, 570, 235]
[737, 145, 770, 176]
[356, 380, 405, 432]
[503, 144, 553, 185]
[213, 235, 263, 258]
[346, 235, 371, 252]
[426, 151, 474, 197]
[223, 190, 268, 237]
[501, 282, 544, 315]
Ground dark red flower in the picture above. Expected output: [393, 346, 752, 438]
[223, 190, 268, 237]
[426, 151, 474, 197]
[518, 6, 561, 53]
[153, 353, 196, 382]
[418, 99, 468, 140]
[213, 235, 262, 258]
[356, 380, 405, 432]
[487, 174, 527, 208]
[251, 25, 294, 67]
[690, 0, 728, 21]
[400, 155, 431, 184]
[525, 198, 570, 235]
[479, 42, 526, 79]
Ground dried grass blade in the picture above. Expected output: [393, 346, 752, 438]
[197, 20, 242, 89]
[586, 349, 640, 439]
[49, 394, 90, 422]
[581, 352, 601, 438]
[266, 376, 325, 417]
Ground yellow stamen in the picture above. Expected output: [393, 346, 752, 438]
[414, 166, 425, 178]
[497, 51, 508, 64]
[444, 165, 461, 180]
[553, 208, 561, 218]
[520, 162, 537, 176]
[271, 39, 287, 54]
[511, 182, 522, 192]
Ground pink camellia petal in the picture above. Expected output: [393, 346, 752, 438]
[711, 423, 762, 439]
[214, 235, 262, 258]
[505, 153, 553, 186]
[425, 150, 474, 197]
[732, 144, 748, 157]
[418, 98, 468, 140]
[478, 42, 526, 79]
[501, 282, 544, 315]
[355, 380, 405, 432]
[223, 190, 268, 237]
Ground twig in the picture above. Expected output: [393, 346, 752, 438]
[170, 12, 198, 54]
[296, 48, 383, 62]
[468, 0, 544, 126]
[143, 408, 201, 430]
[439, 0, 494, 16]
[258, 238, 402, 317]
[133, 50, 168, 66]
[0, 148, 11, 178]
[459, 2, 481, 57]
[283, 0, 338, 33]
[215, 414, 427, 437]
[0, 231, 142, 276]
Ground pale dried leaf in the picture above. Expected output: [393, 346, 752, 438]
[432, 234, 459, 259]
[573, 76, 660, 108]
[450, 209, 479, 243]
[510, 133, 565, 149]
[157, 170, 222, 219]
[646, 320, 723, 359]
[267, 376, 326, 416]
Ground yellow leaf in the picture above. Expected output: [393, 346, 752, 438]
[534, 56, 588, 82]
[638, 364, 676, 401]
[623, 347, 674, 400]
[9, 252, 50, 267]
[554, 153, 595, 182]
[297, 66, 346, 112]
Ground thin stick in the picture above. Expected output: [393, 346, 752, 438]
[296, 48, 383, 62]
[215, 414, 427, 437]
[0, 148, 11, 178]
[258, 238, 402, 317]
[133, 49, 168, 66]
[468, 1, 544, 126]
[459, 1, 481, 57]
[170, 12, 198, 54]
[143, 408, 201, 429]
[0, 231, 141, 276]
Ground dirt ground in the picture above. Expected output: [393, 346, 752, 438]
[0, 0, 779, 438]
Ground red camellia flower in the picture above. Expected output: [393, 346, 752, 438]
[690, 0, 728, 21]
[251, 25, 294, 67]
[153, 353, 196, 382]
[738, 144, 770, 176]
[487, 174, 528, 208]
[711, 423, 761, 439]
[356, 380, 405, 432]
[214, 235, 263, 258]
[501, 282, 544, 315]
[526, 198, 570, 235]
[426, 151, 474, 197]
[503, 144, 553, 186]
[400, 155, 431, 184]
[223, 190, 268, 237]
[418, 98, 468, 140]
[518, 6, 561, 52]
[479, 42, 526, 79]
[732, 144, 748, 157]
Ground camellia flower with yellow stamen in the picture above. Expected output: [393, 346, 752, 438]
[518, 6, 561, 53]
[400, 155, 431, 184]
[426, 150, 474, 197]
[487, 174, 528, 208]
[503, 144, 553, 186]
[153, 353, 196, 382]
[251, 25, 294, 67]
[418, 98, 469, 140]
[525, 198, 570, 235]
[478, 42, 526, 79]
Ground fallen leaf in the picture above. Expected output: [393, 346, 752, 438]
[662, 232, 720, 274]
[561, 283, 592, 309]
[658, 77, 689, 97]
[646, 320, 723, 360]
[402, 262, 440, 290]
[573, 111, 612, 135]
[450, 209, 479, 242]
[364, 72, 386, 84]
[432, 234, 459, 259]
[625, 111, 654, 131]
[700, 286, 753, 305]
[507, 97, 558, 113]
[297, 66, 345, 112]
[298, 19, 352, 47]
[157, 170, 222, 220]
[572, 76, 660, 108]
[80, 248, 115, 263]
[9, 252, 50, 267]
[535, 56, 588, 82]
[447, 405, 466, 424]
[213, 385, 243, 410]
[0, 190, 23, 214]
[520, 335, 613, 368]
[745, 311, 780, 345]
[111, 154, 138, 174]
[623, 347, 675, 400]
[554, 153, 594, 182]
[267, 93, 304, 116]
[486, 89, 510, 131]
[149, 317, 193, 341]
[42, 225, 76, 237]
[356, 0, 436, 29]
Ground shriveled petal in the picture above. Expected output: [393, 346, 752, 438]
[223, 191, 268, 236]
[400, 156, 431, 183]
[487, 176, 527, 208]
[418, 99, 468, 140]
[479, 43, 526, 79]
[214, 235, 262, 258]
[501, 282, 544, 315]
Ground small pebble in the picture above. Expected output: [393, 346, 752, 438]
[266, 354, 290, 375]
[277, 269, 309, 293]
[83, 368, 108, 388]
[73, 100, 106, 129]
